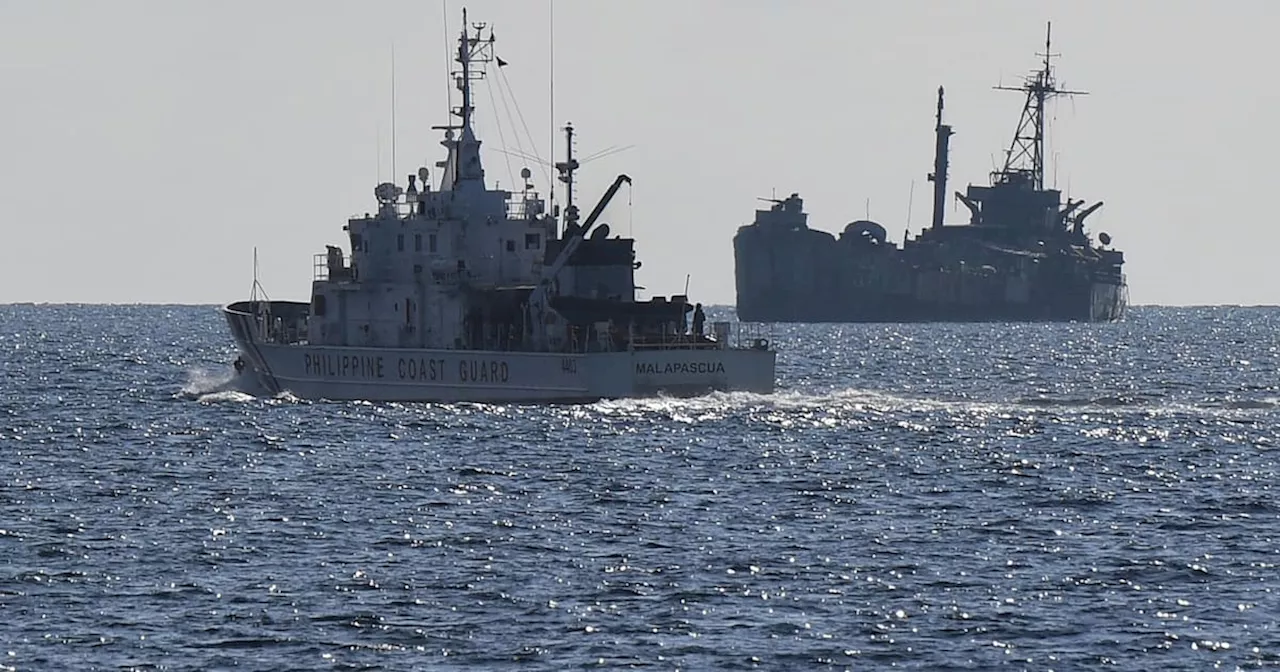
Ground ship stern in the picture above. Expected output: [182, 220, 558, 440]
[1090, 278, 1129, 322]
[587, 323, 777, 398]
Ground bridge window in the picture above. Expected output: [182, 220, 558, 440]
[414, 233, 422, 252]
[525, 233, 541, 250]
[312, 294, 327, 316]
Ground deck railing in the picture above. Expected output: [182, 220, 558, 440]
[625, 320, 774, 352]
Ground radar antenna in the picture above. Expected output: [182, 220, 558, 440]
[993, 22, 1086, 190]
[453, 8, 496, 135]
[432, 7, 497, 189]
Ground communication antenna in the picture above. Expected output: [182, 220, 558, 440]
[391, 43, 397, 185]
[549, 0, 555, 212]
[442, 0, 452, 117]
[906, 179, 915, 234]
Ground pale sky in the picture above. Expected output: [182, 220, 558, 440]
[2, 0, 1276, 306]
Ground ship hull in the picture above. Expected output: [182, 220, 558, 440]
[736, 279, 1127, 323]
[734, 234, 1128, 324]
[225, 305, 776, 402]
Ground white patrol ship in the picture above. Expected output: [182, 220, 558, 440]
[223, 9, 776, 403]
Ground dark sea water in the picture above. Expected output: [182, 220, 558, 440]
[3, 304, 1279, 670]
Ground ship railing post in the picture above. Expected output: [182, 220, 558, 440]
[711, 321, 730, 350]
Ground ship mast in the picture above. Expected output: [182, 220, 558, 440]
[928, 86, 953, 230]
[555, 122, 580, 235]
[434, 8, 496, 190]
[994, 22, 1086, 190]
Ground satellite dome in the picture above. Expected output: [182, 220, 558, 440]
[842, 220, 887, 245]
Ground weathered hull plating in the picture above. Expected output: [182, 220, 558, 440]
[735, 279, 1128, 323]
[734, 237, 1128, 324]
[225, 305, 776, 403]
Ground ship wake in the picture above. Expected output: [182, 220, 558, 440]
[589, 386, 1278, 423]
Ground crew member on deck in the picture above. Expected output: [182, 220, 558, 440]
[692, 303, 705, 340]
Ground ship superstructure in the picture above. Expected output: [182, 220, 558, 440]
[734, 24, 1127, 323]
[224, 9, 775, 402]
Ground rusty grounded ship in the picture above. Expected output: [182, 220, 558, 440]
[733, 25, 1128, 323]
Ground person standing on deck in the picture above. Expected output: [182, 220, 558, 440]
[692, 303, 706, 340]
